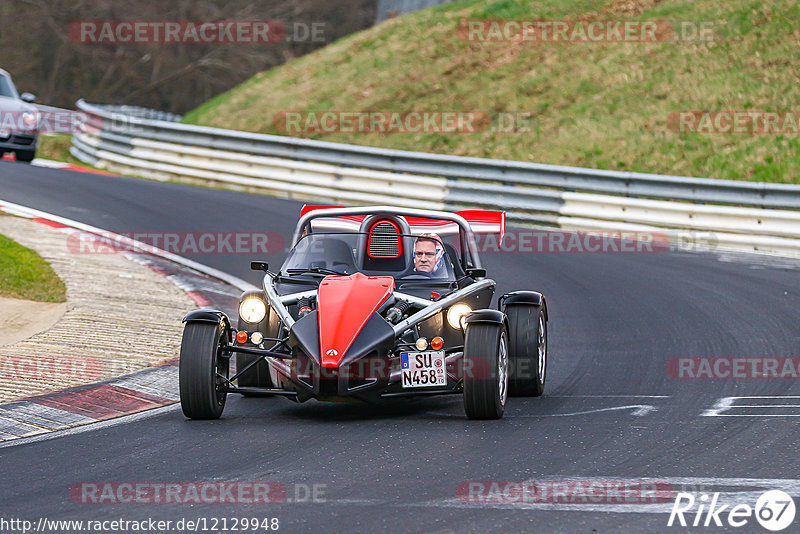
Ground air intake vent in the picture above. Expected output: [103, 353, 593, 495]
[368, 221, 400, 258]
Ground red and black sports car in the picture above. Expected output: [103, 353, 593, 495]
[179, 206, 548, 420]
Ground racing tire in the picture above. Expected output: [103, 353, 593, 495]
[463, 322, 509, 420]
[236, 317, 275, 396]
[15, 150, 35, 163]
[179, 321, 229, 419]
[507, 305, 547, 397]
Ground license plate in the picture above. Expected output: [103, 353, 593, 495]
[400, 351, 446, 388]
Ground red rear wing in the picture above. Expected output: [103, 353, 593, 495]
[300, 205, 505, 243]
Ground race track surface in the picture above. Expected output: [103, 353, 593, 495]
[1, 162, 799, 533]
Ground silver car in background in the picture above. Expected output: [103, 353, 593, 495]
[0, 68, 39, 163]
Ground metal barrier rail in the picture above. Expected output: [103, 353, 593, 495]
[82, 104, 182, 123]
[70, 100, 800, 256]
[31, 103, 179, 136]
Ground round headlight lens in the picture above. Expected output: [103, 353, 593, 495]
[21, 111, 38, 129]
[447, 303, 472, 329]
[239, 297, 267, 324]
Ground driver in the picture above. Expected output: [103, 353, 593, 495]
[413, 233, 444, 274]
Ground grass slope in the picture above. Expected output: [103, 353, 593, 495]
[184, 0, 800, 183]
[0, 230, 66, 302]
[36, 135, 85, 166]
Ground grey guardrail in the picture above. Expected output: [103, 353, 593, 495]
[73, 99, 800, 210]
[83, 103, 182, 123]
[70, 100, 800, 256]
[30, 103, 179, 140]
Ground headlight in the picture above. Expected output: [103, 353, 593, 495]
[21, 111, 38, 129]
[447, 303, 472, 329]
[239, 297, 267, 324]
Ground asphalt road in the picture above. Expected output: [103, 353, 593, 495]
[1, 161, 800, 533]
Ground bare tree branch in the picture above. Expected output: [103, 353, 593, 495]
[1, 0, 377, 111]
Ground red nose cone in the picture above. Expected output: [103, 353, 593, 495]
[317, 273, 394, 367]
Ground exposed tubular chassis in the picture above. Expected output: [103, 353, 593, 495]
[212, 276, 497, 399]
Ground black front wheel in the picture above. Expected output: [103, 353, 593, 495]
[179, 322, 229, 419]
[463, 322, 509, 420]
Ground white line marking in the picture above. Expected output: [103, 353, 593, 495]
[702, 396, 800, 416]
[729, 405, 800, 408]
[723, 396, 800, 399]
[31, 158, 70, 169]
[397, 477, 800, 515]
[701, 414, 800, 417]
[514, 405, 656, 417]
[701, 397, 736, 416]
[204, 477, 800, 514]
[549, 395, 670, 398]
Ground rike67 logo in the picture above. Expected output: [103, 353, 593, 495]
[668, 490, 796, 531]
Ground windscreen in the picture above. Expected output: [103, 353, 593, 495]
[0, 75, 18, 99]
[280, 232, 457, 281]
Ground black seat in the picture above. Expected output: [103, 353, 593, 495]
[303, 238, 357, 274]
[442, 243, 465, 278]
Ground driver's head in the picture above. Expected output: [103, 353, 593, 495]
[414, 233, 443, 273]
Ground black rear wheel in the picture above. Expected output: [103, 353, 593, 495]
[463, 322, 508, 420]
[507, 305, 547, 397]
[179, 322, 229, 419]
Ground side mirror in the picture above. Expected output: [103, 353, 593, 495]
[465, 268, 486, 278]
[250, 261, 269, 272]
[20, 93, 36, 103]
